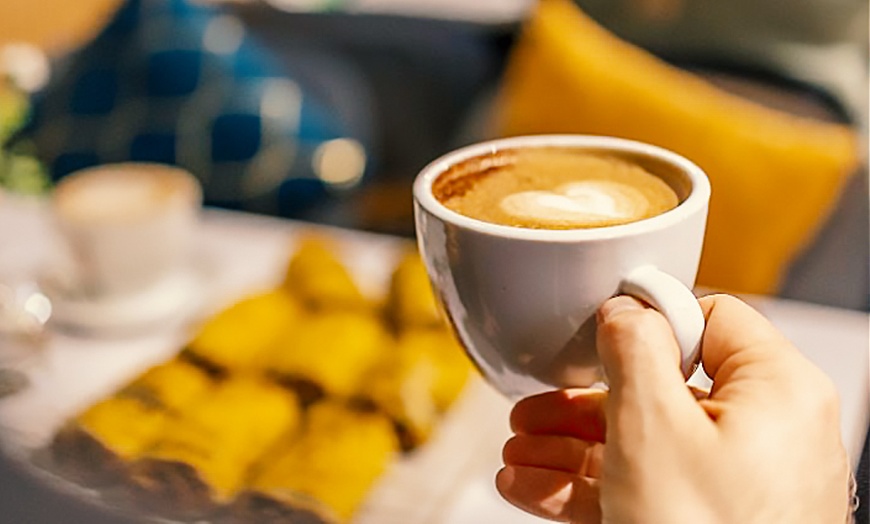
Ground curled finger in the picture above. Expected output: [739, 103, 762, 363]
[510, 388, 607, 443]
[496, 466, 601, 523]
[504, 434, 604, 478]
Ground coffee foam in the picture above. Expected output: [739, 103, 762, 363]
[55, 165, 200, 224]
[500, 180, 652, 226]
[434, 148, 679, 229]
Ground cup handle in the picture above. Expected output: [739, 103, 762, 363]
[619, 265, 705, 379]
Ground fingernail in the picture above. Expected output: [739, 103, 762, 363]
[598, 295, 644, 323]
[497, 466, 515, 489]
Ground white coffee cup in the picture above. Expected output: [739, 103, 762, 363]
[50, 163, 202, 301]
[413, 135, 710, 399]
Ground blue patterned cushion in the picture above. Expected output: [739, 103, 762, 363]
[27, 0, 373, 217]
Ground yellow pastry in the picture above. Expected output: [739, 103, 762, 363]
[118, 359, 214, 412]
[363, 329, 473, 449]
[397, 329, 473, 413]
[266, 310, 390, 399]
[386, 250, 444, 331]
[129, 377, 301, 516]
[187, 290, 300, 372]
[282, 238, 368, 311]
[52, 359, 214, 485]
[238, 401, 400, 523]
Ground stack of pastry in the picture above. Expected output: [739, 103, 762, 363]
[51, 237, 473, 523]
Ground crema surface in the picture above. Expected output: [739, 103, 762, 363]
[434, 148, 679, 229]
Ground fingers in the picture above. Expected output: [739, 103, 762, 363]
[504, 434, 604, 477]
[510, 388, 607, 443]
[496, 466, 602, 524]
[504, 391, 605, 522]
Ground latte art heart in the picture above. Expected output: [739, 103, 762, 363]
[500, 181, 648, 225]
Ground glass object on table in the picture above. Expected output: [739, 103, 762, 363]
[0, 275, 51, 397]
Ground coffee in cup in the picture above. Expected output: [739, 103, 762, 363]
[432, 147, 679, 229]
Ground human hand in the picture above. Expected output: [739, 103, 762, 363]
[496, 294, 851, 524]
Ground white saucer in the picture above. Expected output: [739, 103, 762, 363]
[41, 268, 205, 336]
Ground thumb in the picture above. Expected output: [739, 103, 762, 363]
[696, 294, 810, 405]
[596, 295, 702, 423]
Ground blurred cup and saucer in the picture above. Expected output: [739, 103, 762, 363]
[40, 163, 206, 335]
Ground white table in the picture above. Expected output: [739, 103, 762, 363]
[0, 193, 867, 524]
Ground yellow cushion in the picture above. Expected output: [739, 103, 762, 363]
[495, 0, 861, 294]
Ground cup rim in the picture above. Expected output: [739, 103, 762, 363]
[413, 135, 710, 242]
[52, 162, 203, 225]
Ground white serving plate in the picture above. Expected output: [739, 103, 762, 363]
[0, 207, 521, 523]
